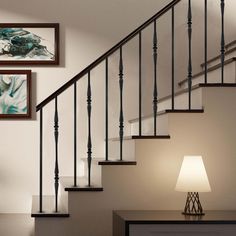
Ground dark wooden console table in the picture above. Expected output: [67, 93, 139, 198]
[113, 210, 236, 236]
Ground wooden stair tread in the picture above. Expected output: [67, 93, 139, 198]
[109, 135, 170, 141]
[31, 195, 69, 218]
[98, 160, 137, 165]
[108, 136, 133, 141]
[132, 135, 170, 139]
[60, 177, 103, 192]
[198, 83, 236, 87]
[80, 157, 135, 163]
[129, 108, 204, 123]
[65, 186, 103, 192]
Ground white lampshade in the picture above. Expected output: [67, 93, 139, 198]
[175, 156, 211, 192]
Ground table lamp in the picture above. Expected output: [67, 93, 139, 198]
[175, 155, 211, 215]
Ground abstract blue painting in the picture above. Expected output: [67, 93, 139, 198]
[0, 23, 59, 65]
[0, 70, 31, 118]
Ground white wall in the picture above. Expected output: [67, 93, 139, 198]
[0, 0, 236, 214]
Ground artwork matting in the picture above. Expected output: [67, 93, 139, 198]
[0, 70, 31, 118]
[0, 23, 59, 65]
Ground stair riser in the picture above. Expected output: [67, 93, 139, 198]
[59, 185, 68, 212]
[181, 61, 236, 89]
[131, 113, 169, 135]
[32, 195, 68, 217]
[130, 88, 202, 135]
[108, 139, 135, 160]
[81, 139, 135, 184]
[83, 161, 102, 186]
[159, 87, 202, 111]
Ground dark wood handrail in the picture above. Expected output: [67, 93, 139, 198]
[36, 0, 182, 111]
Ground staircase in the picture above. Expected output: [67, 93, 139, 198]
[31, 0, 236, 235]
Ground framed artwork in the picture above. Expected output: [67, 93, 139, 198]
[0, 70, 31, 118]
[0, 23, 59, 65]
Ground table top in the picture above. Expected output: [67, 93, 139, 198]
[113, 210, 236, 224]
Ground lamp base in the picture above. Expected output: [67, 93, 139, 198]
[182, 192, 204, 216]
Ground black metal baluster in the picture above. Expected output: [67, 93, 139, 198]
[54, 97, 59, 212]
[39, 109, 43, 213]
[220, 0, 225, 83]
[139, 32, 142, 136]
[105, 58, 109, 161]
[74, 82, 77, 187]
[204, 0, 208, 83]
[171, 7, 175, 110]
[187, 0, 192, 110]
[87, 72, 92, 186]
[119, 47, 124, 161]
[153, 20, 158, 135]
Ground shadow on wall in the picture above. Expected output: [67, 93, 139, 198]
[1, 0, 235, 112]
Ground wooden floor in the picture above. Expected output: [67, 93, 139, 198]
[0, 214, 34, 236]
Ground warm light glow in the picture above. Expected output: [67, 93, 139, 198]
[175, 156, 211, 192]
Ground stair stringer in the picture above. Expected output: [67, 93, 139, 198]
[179, 59, 236, 89]
[35, 86, 236, 236]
